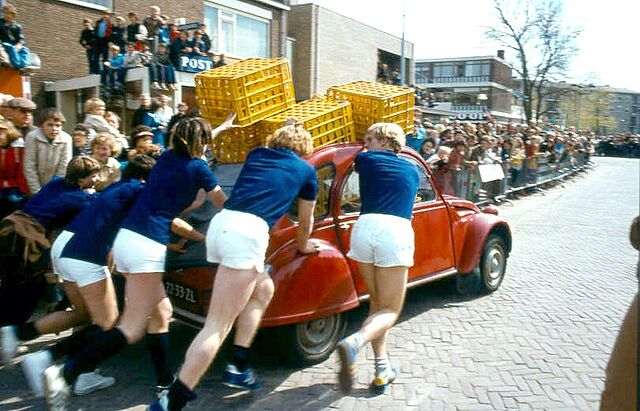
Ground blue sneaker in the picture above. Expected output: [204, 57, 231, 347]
[222, 364, 262, 390]
[147, 393, 169, 411]
[336, 338, 358, 394]
[369, 368, 397, 394]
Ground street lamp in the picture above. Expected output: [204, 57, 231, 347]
[477, 93, 489, 122]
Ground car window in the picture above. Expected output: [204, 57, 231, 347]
[405, 157, 437, 203]
[340, 170, 361, 214]
[289, 163, 336, 221]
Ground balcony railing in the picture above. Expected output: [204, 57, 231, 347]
[452, 104, 488, 111]
[430, 75, 491, 84]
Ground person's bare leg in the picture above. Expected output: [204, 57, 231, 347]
[117, 273, 167, 344]
[34, 284, 89, 335]
[147, 297, 172, 334]
[76, 278, 119, 330]
[233, 271, 274, 348]
[177, 266, 258, 389]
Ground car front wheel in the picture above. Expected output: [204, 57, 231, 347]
[277, 312, 347, 365]
[456, 234, 507, 294]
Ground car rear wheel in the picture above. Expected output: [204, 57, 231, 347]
[456, 234, 507, 294]
[277, 312, 347, 365]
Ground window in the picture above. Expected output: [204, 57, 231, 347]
[289, 163, 336, 221]
[340, 171, 361, 214]
[465, 62, 490, 77]
[433, 63, 453, 78]
[56, 0, 112, 9]
[204, 4, 269, 58]
[405, 158, 436, 203]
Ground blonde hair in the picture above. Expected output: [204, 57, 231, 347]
[109, 44, 121, 53]
[84, 97, 105, 114]
[91, 132, 121, 157]
[266, 124, 314, 157]
[365, 123, 405, 153]
[437, 146, 452, 156]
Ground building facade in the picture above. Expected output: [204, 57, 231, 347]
[288, 3, 414, 100]
[414, 52, 522, 123]
[7, 0, 289, 107]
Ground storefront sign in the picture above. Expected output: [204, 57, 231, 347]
[450, 111, 488, 121]
[179, 55, 214, 73]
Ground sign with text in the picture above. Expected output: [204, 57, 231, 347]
[179, 55, 214, 73]
[478, 163, 505, 183]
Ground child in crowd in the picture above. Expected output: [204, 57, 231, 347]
[23, 108, 73, 195]
[143, 98, 166, 147]
[122, 41, 142, 69]
[188, 31, 207, 57]
[150, 42, 176, 90]
[90, 132, 121, 191]
[0, 3, 31, 69]
[79, 18, 99, 75]
[138, 41, 154, 66]
[100, 44, 125, 90]
[0, 118, 27, 217]
[168, 23, 180, 43]
[199, 24, 211, 53]
[126, 12, 148, 51]
[104, 111, 129, 151]
[169, 31, 191, 67]
[71, 124, 92, 157]
[83, 98, 121, 141]
[158, 16, 170, 46]
[18, 155, 156, 399]
[110, 16, 126, 51]
[127, 125, 162, 161]
[94, 10, 112, 68]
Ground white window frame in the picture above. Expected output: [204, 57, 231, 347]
[55, 0, 112, 11]
[204, 1, 271, 58]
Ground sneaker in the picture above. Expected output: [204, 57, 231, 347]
[369, 368, 397, 394]
[1, 325, 20, 368]
[21, 350, 53, 397]
[222, 364, 262, 390]
[151, 82, 161, 90]
[336, 338, 358, 394]
[147, 393, 169, 411]
[160, 83, 168, 90]
[155, 383, 170, 399]
[43, 364, 71, 411]
[73, 369, 115, 396]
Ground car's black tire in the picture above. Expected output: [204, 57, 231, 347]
[277, 312, 347, 366]
[456, 234, 507, 295]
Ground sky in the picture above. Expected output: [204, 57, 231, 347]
[295, 0, 640, 92]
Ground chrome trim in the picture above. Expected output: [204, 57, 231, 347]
[173, 306, 206, 327]
[358, 267, 458, 302]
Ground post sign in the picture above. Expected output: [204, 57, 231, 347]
[179, 55, 214, 73]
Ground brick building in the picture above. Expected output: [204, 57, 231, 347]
[415, 52, 522, 123]
[7, 0, 289, 107]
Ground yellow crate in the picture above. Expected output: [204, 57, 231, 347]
[195, 58, 296, 127]
[326, 81, 414, 139]
[210, 124, 261, 164]
[258, 97, 356, 149]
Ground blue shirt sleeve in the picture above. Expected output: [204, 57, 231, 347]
[197, 160, 218, 192]
[298, 167, 318, 201]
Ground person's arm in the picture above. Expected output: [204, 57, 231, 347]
[211, 112, 240, 142]
[23, 132, 41, 194]
[207, 185, 227, 210]
[56, 133, 73, 178]
[296, 199, 319, 254]
[170, 217, 205, 241]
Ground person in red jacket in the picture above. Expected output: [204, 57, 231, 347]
[94, 10, 113, 69]
[0, 118, 27, 218]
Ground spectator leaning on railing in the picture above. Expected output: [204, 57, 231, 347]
[79, 18, 99, 75]
[0, 3, 31, 69]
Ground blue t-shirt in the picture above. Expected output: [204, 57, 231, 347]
[121, 150, 217, 244]
[22, 177, 97, 231]
[355, 150, 419, 220]
[225, 147, 318, 228]
[61, 179, 145, 265]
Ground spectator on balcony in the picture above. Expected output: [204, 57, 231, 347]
[110, 16, 126, 51]
[0, 4, 31, 69]
[150, 42, 176, 91]
[122, 41, 142, 68]
[143, 6, 162, 49]
[23, 108, 73, 195]
[199, 24, 212, 53]
[214, 53, 227, 68]
[94, 10, 113, 68]
[158, 16, 170, 46]
[168, 23, 180, 43]
[188, 31, 208, 57]
[79, 18, 99, 75]
[170, 31, 192, 68]
[100, 44, 125, 91]
[126, 12, 148, 51]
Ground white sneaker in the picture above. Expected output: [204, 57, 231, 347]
[152, 82, 161, 89]
[73, 369, 115, 396]
[21, 350, 53, 397]
[44, 364, 71, 411]
[1, 325, 20, 368]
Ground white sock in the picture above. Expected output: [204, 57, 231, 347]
[345, 332, 365, 351]
[374, 357, 392, 377]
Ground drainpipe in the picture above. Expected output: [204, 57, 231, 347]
[280, 9, 287, 57]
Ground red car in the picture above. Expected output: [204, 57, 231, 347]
[165, 143, 512, 364]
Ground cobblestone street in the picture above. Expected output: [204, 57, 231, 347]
[1, 156, 638, 411]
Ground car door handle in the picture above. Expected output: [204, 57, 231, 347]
[338, 222, 352, 230]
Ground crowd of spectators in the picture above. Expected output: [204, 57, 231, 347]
[595, 134, 640, 158]
[405, 118, 597, 202]
[79, 6, 227, 92]
[0, 91, 194, 219]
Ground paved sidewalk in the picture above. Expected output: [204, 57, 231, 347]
[0, 157, 638, 411]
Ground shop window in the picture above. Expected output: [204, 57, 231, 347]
[204, 4, 269, 58]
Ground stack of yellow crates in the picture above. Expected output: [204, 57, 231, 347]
[195, 58, 295, 163]
[326, 81, 415, 139]
[257, 97, 356, 149]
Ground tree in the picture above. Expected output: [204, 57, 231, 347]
[485, 0, 581, 123]
[559, 88, 616, 133]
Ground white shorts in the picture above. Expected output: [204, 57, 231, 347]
[206, 209, 269, 273]
[347, 213, 415, 267]
[51, 231, 110, 287]
[112, 228, 166, 274]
